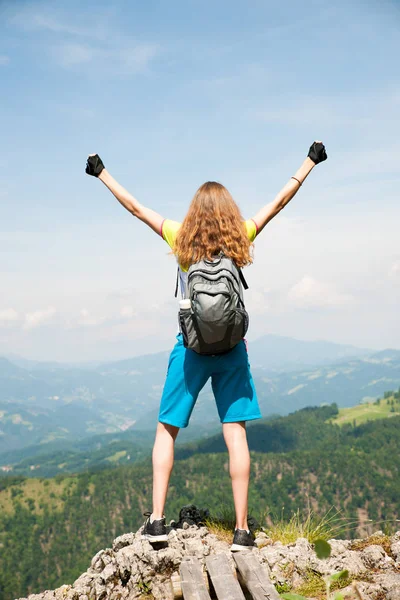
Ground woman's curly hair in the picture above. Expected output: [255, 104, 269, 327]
[173, 181, 253, 270]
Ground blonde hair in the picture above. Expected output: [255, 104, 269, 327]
[173, 181, 252, 270]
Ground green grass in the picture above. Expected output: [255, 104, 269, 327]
[105, 450, 127, 463]
[264, 508, 351, 545]
[205, 505, 353, 547]
[330, 397, 400, 427]
[0, 476, 77, 515]
[351, 533, 393, 556]
[204, 505, 236, 544]
[293, 569, 354, 600]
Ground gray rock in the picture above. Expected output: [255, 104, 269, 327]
[90, 550, 105, 572]
[255, 531, 270, 548]
[256, 531, 269, 539]
[55, 585, 74, 599]
[73, 572, 99, 595]
[94, 580, 107, 600]
[198, 526, 209, 538]
[15, 525, 400, 600]
[392, 530, 400, 542]
[328, 538, 352, 555]
[375, 573, 400, 600]
[112, 532, 136, 552]
[361, 544, 393, 569]
[391, 540, 400, 563]
[340, 581, 383, 600]
[24, 590, 54, 600]
[101, 562, 118, 585]
[285, 537, 313, 571]
[90, 549, 114, 573]
[310, 549, 366, 576]
[184, 537, 208, 557]
[290, 569, 305, 589]
[259, 544, 287, 568]
[151, 579, 175, 600]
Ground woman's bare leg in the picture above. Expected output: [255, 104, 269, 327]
[222, 421, 250, 530]
[152, 422, 180, 519]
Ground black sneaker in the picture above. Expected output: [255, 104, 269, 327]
[230, 528, 255, 552]
[141, 512, 168, 543]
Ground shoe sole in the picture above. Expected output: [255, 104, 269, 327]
[141, 533, 168, 543]
[230, 543, 254, 552]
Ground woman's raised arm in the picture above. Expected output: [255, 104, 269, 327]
[252, 141, 327, 234]
[86, 154, 164, 236]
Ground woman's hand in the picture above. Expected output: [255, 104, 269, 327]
[86, 154, 105, 177]
[308, 141, 327, 165]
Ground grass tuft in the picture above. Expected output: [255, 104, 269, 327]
[294, 569, 355, 599]
[295, 570, 326, 597]
[206, 522, 234, 545]
[137, 579, 153, 599]
[350, 533, 393, 557]
[204, 505, 236, 544]
[264, 507, 350, 545]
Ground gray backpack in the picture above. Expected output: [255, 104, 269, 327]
[176, 255, 249, 355]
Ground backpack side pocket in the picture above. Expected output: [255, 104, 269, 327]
[179, 308, 198, 352]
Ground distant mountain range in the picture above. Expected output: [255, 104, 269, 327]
[0, 336, 399, 457]
[247, 334, 372, 370]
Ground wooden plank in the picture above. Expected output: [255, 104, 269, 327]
[180, 557, 211, 600]
[206, 553, 246, 600]
[171, 572, 183, 599]
[233, 553, 280, 600]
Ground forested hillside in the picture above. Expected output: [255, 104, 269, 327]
[1, 403, 400, 600]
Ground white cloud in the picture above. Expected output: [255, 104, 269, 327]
[255, 87, 400, 159]
[54, 41, 159, 73]
[76, 309, 104, 327]
[0, 309, 19, 324]
[56, 43, 94, 67]
[9, 6, 107, 40]
[120, 306, 136, 319]
[288, 276, 355, 310]
[122, 44, 159, 72]
[389, 261, 400, 280]
[9, 4, 159, 74]
[0, 56, 10, 66]
[245, 290, 270, 315]
[24, 307, 56, 330]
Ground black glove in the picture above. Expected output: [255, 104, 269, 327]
[308, 142, 327, 165]
[86, 154, 105, 177]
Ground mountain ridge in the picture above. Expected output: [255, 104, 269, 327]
[1, 339, 399, 455]
[3, 334, 375, 372]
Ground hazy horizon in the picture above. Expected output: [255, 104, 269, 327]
[1, 332, 384, 365]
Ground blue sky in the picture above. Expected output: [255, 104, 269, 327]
[1, 0, 399, 361]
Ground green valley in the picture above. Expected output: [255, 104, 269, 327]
[1, 402, 400, 600]
[331, 389, 400, 426]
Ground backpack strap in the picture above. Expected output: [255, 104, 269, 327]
[174, 266, 179, 298]
[239, 268, 249, 290]
[221, 251, 249, 290]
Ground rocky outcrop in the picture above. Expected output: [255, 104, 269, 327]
[258, 532, 400, 599]
[17, 521, 400, 600]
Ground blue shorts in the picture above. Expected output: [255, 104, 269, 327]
[158, 334, 262, 428]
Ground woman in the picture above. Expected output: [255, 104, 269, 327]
[85, 141, 327, 550]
